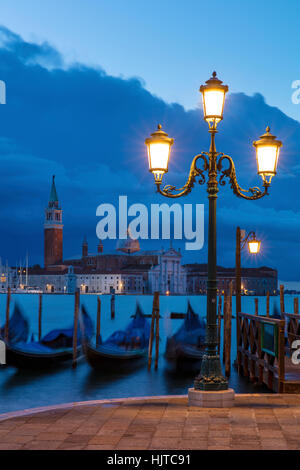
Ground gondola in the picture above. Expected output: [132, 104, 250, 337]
[165, 301, 206, 371]
[86, 303, 150, 370]
[0, 303, 29, 345]
[6, 305, 93, 369]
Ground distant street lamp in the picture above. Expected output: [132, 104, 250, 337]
[145, 72, 282, 392]
[236, 228, 261, 315]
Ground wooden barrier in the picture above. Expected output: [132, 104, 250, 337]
[236, 311, 300, 393]
[237, 312, 285, 390]
[170, 312, 186, 319]
[284, 311, 300, 393]
[286, 312, 300, 352]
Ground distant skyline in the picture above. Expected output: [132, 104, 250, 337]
[0, 0, 299, 121]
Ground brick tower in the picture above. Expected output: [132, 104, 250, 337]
[44, 175, 63, 267]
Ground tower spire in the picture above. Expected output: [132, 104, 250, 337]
[49, 175, 59, 208]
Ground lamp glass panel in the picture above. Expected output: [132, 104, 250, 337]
[248, 241, 260, 254]
[203, 89, 225, 120]
[256, 145, 278, 175]
[148, 142, 170, 172]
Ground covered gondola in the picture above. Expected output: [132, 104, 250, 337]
[6, 306, 93, 369]
[0, 303, 29, 345]
[165, 301, 206, 371]
[86, 302, 150, 370]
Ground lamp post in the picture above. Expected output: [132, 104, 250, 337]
[145, 72, 282, 393]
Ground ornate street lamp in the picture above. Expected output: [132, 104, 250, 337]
[145, 124, 174, 183]
[236, 229, 261, 317]
[145, 72, 282, 392]
[247, 234, 261, 255]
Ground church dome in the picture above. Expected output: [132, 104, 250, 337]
[116, 228, 140, 254]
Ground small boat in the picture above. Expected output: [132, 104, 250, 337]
[86, 303, 150, 370]
[6, 306, 93, 369]
[165, 301, 206, 371]
[0, 303, 29, 344]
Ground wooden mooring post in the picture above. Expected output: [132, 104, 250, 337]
[254, 298, 259, 316]
[294, 297, 299, 314]
[217, 295, 222, 356]
[225, 282, 233, 377]
[222, 290, 227, 364]
[4, 287, 11, 343]
[148, 292, 160, 370]
[280, 285, 285, 319]
[72, 290, 80, 369]
[96, 296, 101, 345]
[266, 291, 270, 318]
[154, 303, 160, 370]
[111, 293, 115, 320]
[38, 293, 43, 340]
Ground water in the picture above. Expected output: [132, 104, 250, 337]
[0, 293, 295, 414]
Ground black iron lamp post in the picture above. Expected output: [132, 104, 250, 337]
[145, 72, 282, 391]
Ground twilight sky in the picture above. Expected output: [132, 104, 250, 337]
[0, 0, 300, 122]
[0, 2, 299, 280]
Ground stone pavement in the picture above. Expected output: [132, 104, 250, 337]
[0, 394, 299, 450]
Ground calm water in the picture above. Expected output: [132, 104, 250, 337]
[0, 293, 295, 414]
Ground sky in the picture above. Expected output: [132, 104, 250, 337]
[0, 0, 299, 121]
[0, 2, 299, 281]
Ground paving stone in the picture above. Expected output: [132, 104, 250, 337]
[0, 394, 299, 450]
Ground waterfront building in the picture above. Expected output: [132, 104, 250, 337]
[185, 263, 278, 295]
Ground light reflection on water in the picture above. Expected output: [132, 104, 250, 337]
[0, 293, 290, 414]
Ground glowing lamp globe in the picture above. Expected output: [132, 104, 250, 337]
[248, 237, 261, 254]
[145, 124, 174, 183]
[200, 72, 228, 124]
[253, 127, 282, 184]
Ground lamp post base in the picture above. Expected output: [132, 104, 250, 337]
[188, 388, 235, 408]
[194, 354, 228, 391]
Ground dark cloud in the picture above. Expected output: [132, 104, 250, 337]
[0, 26, 299, 280]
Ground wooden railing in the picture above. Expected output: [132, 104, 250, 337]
[285, 312, 300, 355]
[237, 312, 285, 392]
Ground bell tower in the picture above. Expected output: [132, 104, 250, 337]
[44, 175, 63, 267]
